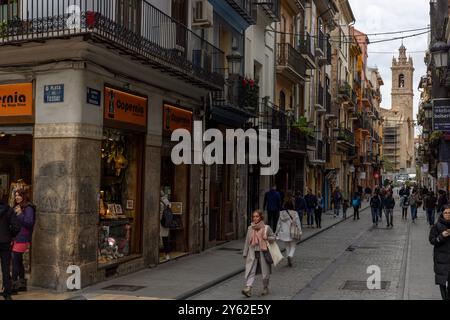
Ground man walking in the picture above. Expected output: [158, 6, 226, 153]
[437, 190, 448, 216]
[332, 187, 343, 218]
[295, 191, 306, 228]
[263, 186, 282, 232]
[383, 191, 395, 228]
[0, 200, 20, 300]
[304, 189, 317, 228]
[426, 191, 438, 227]
[370, 190, 382, 227]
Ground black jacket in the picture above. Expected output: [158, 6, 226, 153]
[383, 196, 395, 209]
[0, 201, 20, 244]
[426, 195, 437, 210]
[437, 195, 448, 213]
[370, 195, 382, 209]
[429, 215, 450, 285]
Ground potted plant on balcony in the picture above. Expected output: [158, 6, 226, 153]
[292, 116, 314, 139]
[239, 77, 258, 113]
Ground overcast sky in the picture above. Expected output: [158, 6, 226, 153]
[348, 0, 430, 123]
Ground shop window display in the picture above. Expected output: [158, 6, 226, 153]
[98, 128, 143, 266]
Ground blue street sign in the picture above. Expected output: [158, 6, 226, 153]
[44, 84, 64, 103]
[87, 87, 101, 106]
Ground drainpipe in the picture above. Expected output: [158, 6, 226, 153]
[201, 93, 210, 252]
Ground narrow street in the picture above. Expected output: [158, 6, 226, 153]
[190, 201, 441, 300]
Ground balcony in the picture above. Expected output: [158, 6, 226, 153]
[316, 30, 325, 56]
[338, 81, 351, 101]
[0, 0, 225, 90]
[277, 43, 306, 82]
[362, 88, 374, 109]
[315, 84, 325, 113]
[336, 128, 356, 148]
[256, 0, 281, 22]
[224, 0, 257, 24]
[212, 75, 259, 121]
[299, 32, 315, 68]
[317, 33, 331, 66]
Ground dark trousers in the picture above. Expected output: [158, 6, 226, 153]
[439, 274, 450, 300]
[315, 208, 322, 228]
[161, 237, 171, 255]
[427, 209, 436, 226]
[0, 243, 12, 296]
[12, 252, 25, 281]
[353, 206, 360, 220]
[402, 208, 408, 219]
[268, 210, 279, 231]
[306, 208, 315, 226]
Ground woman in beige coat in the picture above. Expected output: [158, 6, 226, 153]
[242, 210, 276, 297]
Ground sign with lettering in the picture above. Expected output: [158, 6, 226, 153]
[433, 99, 450, 132]
[163, 104, 193, 133]
[104, 87, 148, 127]
[44, 84, 64, 103]
[0, 83, 33, 117]
[87, 88, 101, 106]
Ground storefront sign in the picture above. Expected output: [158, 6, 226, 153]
[433, 99, 450, 132]
[44, 84, 64, 103]
[163, 104, 193, 133]
[0, 83, 33, 117]
[87, 88, 101, 106]
[359, 172, 366, 179]
[104, 87, 148, 128]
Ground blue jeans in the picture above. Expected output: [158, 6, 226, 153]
[371, 208, 380, 224]
[411, 206, 418, 220]
[307, 208, 315, 226]
[297, 210, 304, 228]
[334, 205, 340, 216]
[427, 208, 436, 226]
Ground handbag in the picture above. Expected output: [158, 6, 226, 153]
[265, 226, 283, 266]
[287, 210, 302, 241]
[262, 250, 273, 265]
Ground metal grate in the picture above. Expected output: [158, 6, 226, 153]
[217, 248, 242, 252]
[341, 280, 390, 291]
[102, 285, 146, 292]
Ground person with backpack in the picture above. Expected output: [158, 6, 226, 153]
[332, 187, 343, 218]
[295, 191, 306, 228]
[0, 199, 20, 300]
[315, 192, 324, 228]
[304, 189, 317, 228]
[352, 193, 361, 220]
[11, 189, 36, 294]
[384, 191, 396, 228]
[429, 205, 450, 300]
[276, 196, 302, 267]
[370, 191, 382, 227]
[400, 195, 410, 220]
[160, 190, 172, 261]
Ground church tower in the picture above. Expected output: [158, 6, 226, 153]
[391, 44, 414, 119]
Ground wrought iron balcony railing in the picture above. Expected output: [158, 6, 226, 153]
[277, 42, 306, 78]
[299, 32, 315, 64]
[212, 75, 259, 115]
[338, 81, 351, 100]
[317, 30, 325, 54]
[256, 0, 281, 22]
[336, 127, 355, 146]
[0, 0, 225, 90]
[224, 0, 257, 24]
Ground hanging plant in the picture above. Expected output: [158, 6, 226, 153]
[429, 130, 443, 146]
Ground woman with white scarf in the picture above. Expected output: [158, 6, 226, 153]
[242, 210, 276, 297]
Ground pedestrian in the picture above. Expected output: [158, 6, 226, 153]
[11, 189, 36, 293]
[263, 186, 282, 232]
[426, 191, 438, 227]
[352, 192, 361, 220]
[242, 209, 276, 297]
[315, 192, 324, 228]
[384, 191, 396, 228]
[342, 198, 349, 219]
[332, 187, 343, 218]
[437, 190, 448, 216]
[0, 199, 20, 300]
[400, 195, 410, 220]
[304, 189, 317, 228]
[429, 205, 450, 300]
[295, 191, 306, 228]
[160, 190, 172, 261]
[379, 189, 386, 222]
[370, 191, 382, 227]
[276, 197, 302, 267]
[410, 190, 420, 223]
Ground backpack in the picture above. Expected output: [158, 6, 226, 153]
[352, 198, 360, 207]
[8, 207, 21, 237]
[370, 196, 381, 208]
[160, 205, 174, 228]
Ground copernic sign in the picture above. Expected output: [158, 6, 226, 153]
[433, 98, 450, 132]
[104, 87, 148, 127]
[0, 83, 33, 117]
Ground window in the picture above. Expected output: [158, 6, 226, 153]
[117, 0, 141, 33]
[399, 74, 405, 88]
[0, 0, 18, 20]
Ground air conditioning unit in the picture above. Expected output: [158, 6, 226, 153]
[192, 0, 213, 27]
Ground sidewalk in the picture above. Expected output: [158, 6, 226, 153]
[13, 204, 370, 300]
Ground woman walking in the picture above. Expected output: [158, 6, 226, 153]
[400, 195, 409, 220]
[426, 192, 438, 227]
[315, 192, 324, 228]
[11, 189, 36, 293]
[276, 197, 302, 267]
[429, 205, 450, 300]
[383, 191, 396, 228]
[242, 210, 276, 297]
[352, 192, 361, 220]
[410, 190, 420, 223]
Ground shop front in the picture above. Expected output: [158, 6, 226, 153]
[159, 103, 193, 262]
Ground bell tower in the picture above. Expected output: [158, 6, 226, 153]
[391, 44, 414, 118]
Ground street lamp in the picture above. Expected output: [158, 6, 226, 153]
[226, 44, 242, 76]
[430, 41, 450, 69]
